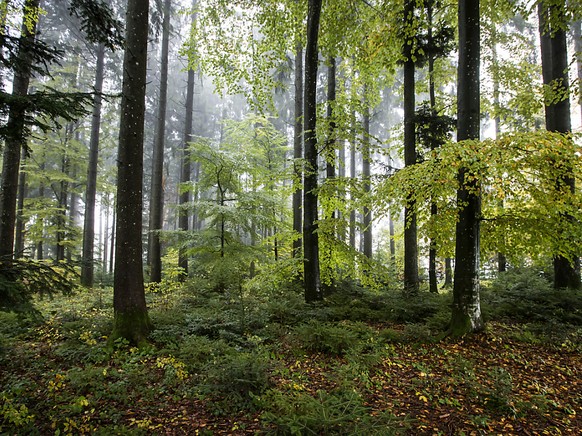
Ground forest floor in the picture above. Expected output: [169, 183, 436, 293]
[1, 276, 581, 435]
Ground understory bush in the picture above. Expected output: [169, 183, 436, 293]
[259, 388, 404, 435]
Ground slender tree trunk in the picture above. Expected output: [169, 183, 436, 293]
[303, 0, 323, 302]
[575, 21, 582, 127]
[403, 0, 418, 294]
[148, 0, 172, 283]
[178, 1, 197, 277]
[427, 2, 438, 293]
[56, 129, 71, 262]
[362, 102, 372, 259]
[102, 195, 109, 277]
[112, 0, 152, 345]
[14, 153, 27, 257]
[293, 43, 303, 258]
[491, 28, 507, 274]
[0, 0, 38, 258]
[81, 43, 106, 287]
[109, 201, 115, 274]
[349, 111, 357, 250]
[451, 0, 484, 336]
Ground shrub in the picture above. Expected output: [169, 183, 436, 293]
[292, 320, 361, 356]
[260, 388, 403, 435]
[199, 351, 273, 412]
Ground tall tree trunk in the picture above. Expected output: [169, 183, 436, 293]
[112, 0, 152, 345]
[148, 0, 172, 283]
[56, 126, 71, 262]
[450, 0, 484, 336]
[539, 1, 580, 289]
[14, 153, 27, 257]
[81, 43, 106, 287]
[427, 1, 438, 293]
[303, 0, 323, 303]
[349, 111, 357, 250]
[293, 43, 303, 258]
[178, 0, 197, 277]
[491, 27, 507, 273]
[362, 101, 372, 259]
[575, 21, 582, 127]
[109, 200, 115, 274]
[403, 0, 418, 294]
[102, 195, 109, 277]
[0, 0, 38, 258]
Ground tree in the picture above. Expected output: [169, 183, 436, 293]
[292, 43, 303, 259]
[178, 0, 197, 278]
[450, 0, 484, 335]
[148, 0, 172, 283]
[80, 42, 105, 287]
[403, 0, 419, 294]
[538, 0, 580, 290]
[111, 0, 152, 345]
[303, 0, 323, 303]
[0, 0, 40, 258]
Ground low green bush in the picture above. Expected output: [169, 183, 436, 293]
[260, 388, 404, 435]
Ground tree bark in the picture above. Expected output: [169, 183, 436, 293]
[81, 43, 105, 287]
[14, 153, 27, 257]
[112, 0, 152, 345]
[178, 0, 197, 277]
[293, 43, 303, 258]
[303, 0, 323, 303]
[362, 101, 372, 259]
[148, 0, 172, 283]
[539, 1, 581, 289]
[451, 0, 484, 336]
[403, 0, 418, 294]
[0, 0, 38, 258]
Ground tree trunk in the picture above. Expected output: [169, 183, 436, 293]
[14, 153, 27, 257]
[148, 0, 172, 283]
[81, 43, 106, 287]
[403, 0, 418, 294]
[451, 0, 484, 336]
[303, 0, 323, 303]
[293, 43, 303, 258]
[0, 0, 38, 258]
[575, 21, 582, 127]
[427, 2, 438, 293]
[539, 1, 580, 289]
[178, 0, 197, 277]
[349, 111, 357, 250]
[362, 101, 372, 259]
[112, 0, 152, 345]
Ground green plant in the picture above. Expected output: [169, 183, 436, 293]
[200, 351, 273, 413]
[293, 320, 360, 356]
[260, 388, 403, 435]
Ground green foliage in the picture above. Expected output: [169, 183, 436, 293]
[482, 268, 582, 325]
[292, 320, 361, 356]
[200, 351, 273, 413]
[377, 131, 582, 264]
[260, 388, 403, 435]
[0, 257, 77, 314]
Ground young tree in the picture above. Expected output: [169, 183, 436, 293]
[303, 0, 323, 302]
[111, 0, 152, 345]
[450, 0, 484, 335]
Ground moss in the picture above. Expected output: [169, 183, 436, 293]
[109, 309, 153, 348]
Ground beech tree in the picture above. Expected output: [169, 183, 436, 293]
[450, 0, 484, 335]
[303, 0, 323, 303]
[111, 0, 152, 345]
